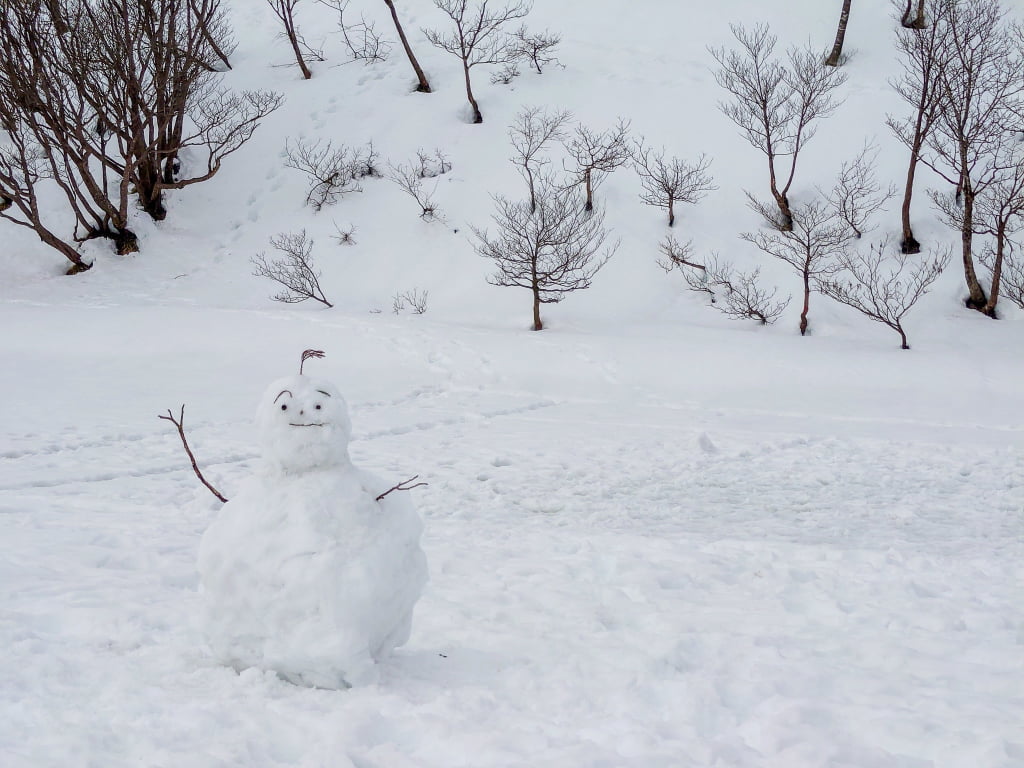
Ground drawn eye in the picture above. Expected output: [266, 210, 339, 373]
[280, 404, 288, 411]
[315, 404, 322, 410]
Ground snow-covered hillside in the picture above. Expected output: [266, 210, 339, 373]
[1, 0, 1022, 766]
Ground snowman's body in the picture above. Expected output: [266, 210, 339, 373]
[197, 374, 427, 688]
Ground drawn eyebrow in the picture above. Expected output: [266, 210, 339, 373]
[316, 390, 332, 397]
[274, 390, 293, 403]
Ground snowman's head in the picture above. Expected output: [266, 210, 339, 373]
[256, 374, 353, 473]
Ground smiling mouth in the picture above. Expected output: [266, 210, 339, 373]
[289, 422, 325, 427]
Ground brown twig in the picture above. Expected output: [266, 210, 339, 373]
[158, 405, 228, 503]
[376, 475, 427, 501]
[300, 349, 325, 374]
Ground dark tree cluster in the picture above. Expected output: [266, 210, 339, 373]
[0, 0, 281, 271]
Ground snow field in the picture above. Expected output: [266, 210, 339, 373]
[1, 0, 1023, 764]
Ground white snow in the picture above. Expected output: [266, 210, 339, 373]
[1, 0, 1023, 765]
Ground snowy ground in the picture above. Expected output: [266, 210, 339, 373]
[2, 0, 1024, 765]
[2, 308, 1022, 767]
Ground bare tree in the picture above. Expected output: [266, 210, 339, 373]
[824, 0, 853, 67]
[382, 0, 432, 92]
[473, 176, 618, 330]
[742, 198, 848, 335]
[283, 137, 377, 210]
[820, 239, 951, 349]
[0, 0, 280, 263]
[632, 140, 716, 227]
[77, 0, 281, 221]
[511, 25, 561, 73]
[887, 0, 948, 253]
[388, 161, 441, 219]
[563, 119, 631, 212]
[970, 133, 1024, 316]
[919, 0, 1024, 314]
[424, 0, 531, 123]
[509, 106, 571, 212]
[822, 141, 896, 238]
[252, 230, 333, 306]
[266, 0, 315, 79]
[711, 24, 847, 231]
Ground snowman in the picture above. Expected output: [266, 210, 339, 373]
[197, 351, 428, 688]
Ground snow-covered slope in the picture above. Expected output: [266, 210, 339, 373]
[1, 0, 1022, 766]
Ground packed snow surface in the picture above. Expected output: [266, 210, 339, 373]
[197, 373, 428, 689]
[1, 0, 1023, 765]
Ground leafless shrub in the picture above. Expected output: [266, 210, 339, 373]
[331, 221, 357, 245]
[511, 26, 561, 73]
[252, 230, 333, 307]
[509, 106, 571, 212]
[415, 148, 452, 178]
[392, 288, 429, 314]
[678, 254, 790, 325]
[632, 140, 716, 227]
[490, 63, 521, 84]
[822, 141, 896, 238]
[563, 118, 631, 211]
[389, 162, 441, 219]
[473, 176, 618, 330]
[424, 0, 531, 123]
[317, 0, 391, 63]
[284, 137, 377, 210]
[710, 24, 847, 231]
[819, 238, 950, 349]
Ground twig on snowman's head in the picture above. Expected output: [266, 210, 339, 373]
[300, 349, 325, 374]
[376, 475, 428, 501]
[158, 405, 228, 504]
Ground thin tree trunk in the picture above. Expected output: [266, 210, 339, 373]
[900, 139, 922, 253]
[825, 0, 852, 67]
[799, 268, 811, 335]
[898, 324, 909, 349]
[463, 62, 481, 123]
[982, 223, 1005, 318]
[768, 155, 794, 231]
[532, 285, 543, 330]
[668, 196, 675, 227]
[584, 168, 593, 212]
[383, 0, 431, 93]
[282, 10, 312, 79]
[960, 186, 989, 310]
[902, 0, 927, 28]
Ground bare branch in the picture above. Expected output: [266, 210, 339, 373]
[252, 230, 334, 306]
[158, 405, 228, 503]
[376, 475, 428, 501]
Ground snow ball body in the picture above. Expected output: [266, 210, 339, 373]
[197, 374, 428, 688]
